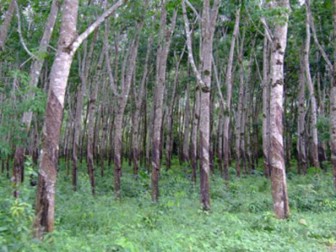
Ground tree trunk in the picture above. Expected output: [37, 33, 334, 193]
[268, 0, 290, 219]
[304, 0, 320, 168]
[183, 0, 219, 210]
[111, 25, 142, 199]
[33, 0, 125, 238]
[166, 48, 184, 169]
[182, 84, 191, 163]
[297, 49, 307, 174]
[223, 7, 240, 179]
[12, 0, 59, 198]
[151, 4, 177, 202]
[132, 37, 151, 177]
[262, 35, 271, 178]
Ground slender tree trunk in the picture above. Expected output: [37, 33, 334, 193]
[0, 0, 16, 50]
[166, 49, 184, 169]
[13, 0, 59, 198]
[223, 7, 240, 179]
[151, 3, 177, 202]
[190, 90, 200, 184]
[235, 34, 245, 177]
[268, 0, 290, 219]
[297, 49, 307, 174]
[304, 0, 320, 168]
[183, 0, 219, 210]
[182, 84, 191, 163]
[33, 0, 125, 238]
[112, 26, 142, 199]
[132, 38, 151, 177]
[72, 86, 83, 191]
[262, 35, 271, 178]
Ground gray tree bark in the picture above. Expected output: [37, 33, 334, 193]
[33, 0, 125, 238]
[151, 1, 177, 202]
[267, 0, 290, 219]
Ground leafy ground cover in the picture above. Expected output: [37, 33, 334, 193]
[1, 159, 336, 251]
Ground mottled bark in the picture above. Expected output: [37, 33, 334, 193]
[223, 7, 240, 179]
[268, 0, 290, 219]
[182, 84, 191, 163]
[166, 48, 185, 169]
[235, 34, 245, 177]
[13, 0, 59, 197]
[71, 86, 82, 191]
[262, 35, 271, 178]
[110, 25, 142, 199]
[190, 90, 200, 184]
[132, 37, 151, 177]
[297, 49, 307, 174]
[183, 0, 219, 210]
[0, 0, 16, 51]
[304, 0, 320, 168]
[34, 0, 125, 238]
[151, 3, 177, 202]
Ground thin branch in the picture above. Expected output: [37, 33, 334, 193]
[182, 0, 204, 87]
[185, 0, 200, 20]
[14, 0, 38, 60]
[305, 0, 333, 72]
[212, 56, 227, 111]
[70, 0, 125, 54]
[260, 17, 273, 43]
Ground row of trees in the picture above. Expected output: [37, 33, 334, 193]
[0, 0, 335, 238]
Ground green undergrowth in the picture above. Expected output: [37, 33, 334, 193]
[0, 159, 336, 251]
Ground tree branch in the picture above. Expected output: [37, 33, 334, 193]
[70, 0, 125, 55]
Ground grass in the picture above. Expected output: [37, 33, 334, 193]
[0, 159, 336, 251]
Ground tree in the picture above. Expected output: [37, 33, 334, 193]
[265, 0, 290, 219]
[33, 0, 125, 238]
[151, 0, 177, 202]
[182, 0, 219, 210]
[13, 0, 59, 198]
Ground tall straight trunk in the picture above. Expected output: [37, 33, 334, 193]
[0, 0, 16, 50]
[33, 0, 125, 238]
[132, 37, 151, 177]
[332, 0, 336, 190]
[297, 49, 307, 174]
[71, 85, 82, 191]
[182, 84, 191, 163]
[151, 3, 177, 202]
[268, 0, 290, 219]
[112, 31, 142, 199]
[34, 0, 79, 238]
[166, 49, 185, 169]
[304, 0, 319, 168]
[86, 50, 104, 195]
[190, 89, 200, 183]
[217, 113, 224, 177]
[223, 7, 241, 179]
[13, 0, 59, 198]
[235, 33, 245, 177]
[262, 35, 271, 177]
[182, 0, 219, 210]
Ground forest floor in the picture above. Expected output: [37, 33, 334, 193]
[1, 159, 336, 251]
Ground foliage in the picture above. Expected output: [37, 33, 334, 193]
[1, 160, 336, 251]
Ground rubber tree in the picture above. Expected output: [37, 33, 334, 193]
[33, 0, 125, 239]
[264, 0, 290, 219]
[151, 0, 177, 202]
[182, 0, 219, 210]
